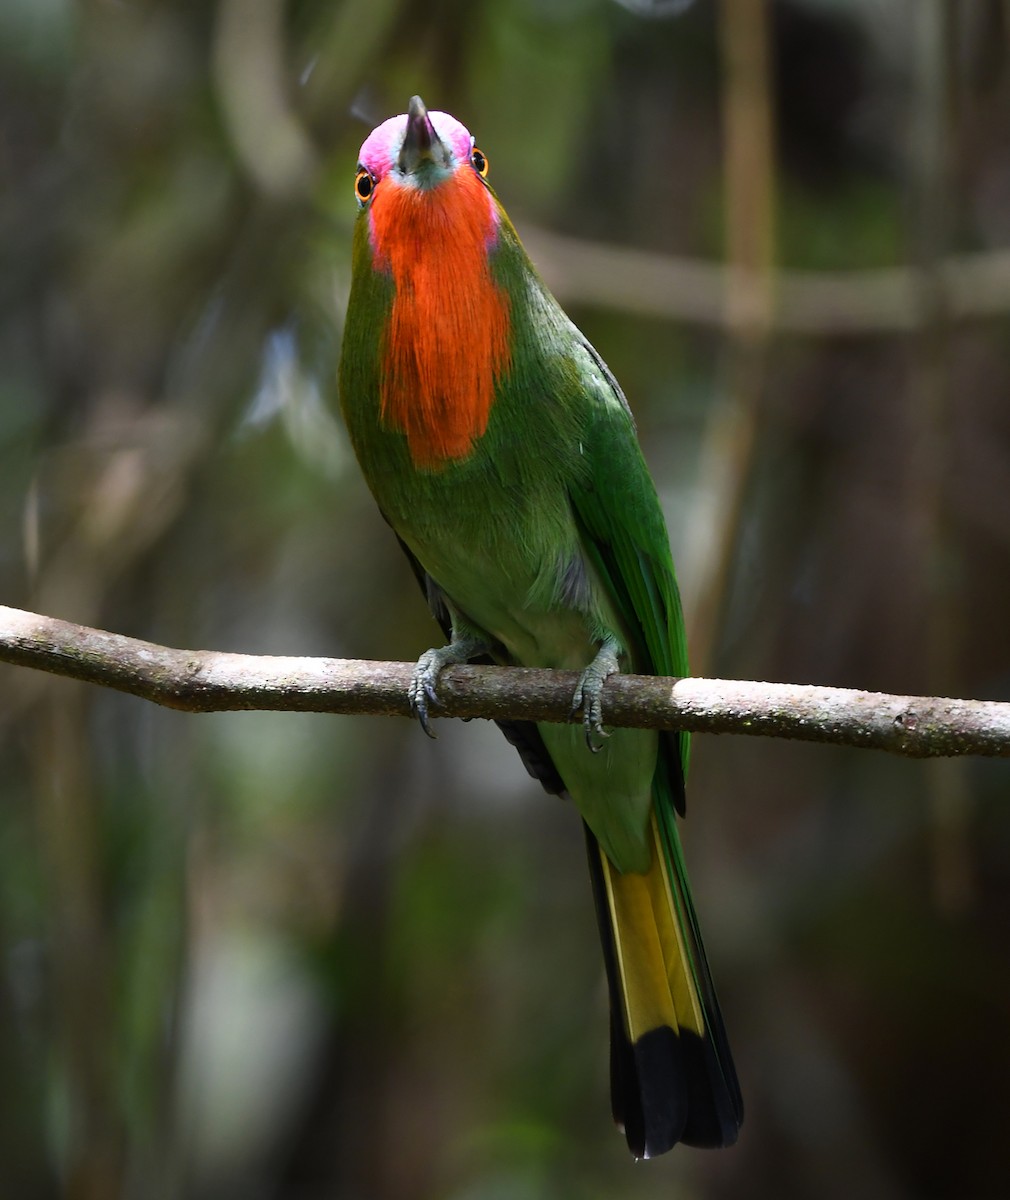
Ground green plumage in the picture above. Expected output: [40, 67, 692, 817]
[339, 98, 742, 1156]
[344, 213, 667, 867]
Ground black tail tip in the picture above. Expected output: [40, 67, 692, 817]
[615, 1026, 743, 1157]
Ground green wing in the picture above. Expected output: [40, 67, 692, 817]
[566, 337, 691, 798]
[567, 337, 743, 1149]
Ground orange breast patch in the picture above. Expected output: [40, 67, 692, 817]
[368, 168, 511, 467]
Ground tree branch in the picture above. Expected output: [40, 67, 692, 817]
[523, 227, 1010, 335]
[1, 605, 1007, 758]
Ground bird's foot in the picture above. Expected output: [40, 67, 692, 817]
[409, 635, 491, 738]
[571, 637, 621, 753]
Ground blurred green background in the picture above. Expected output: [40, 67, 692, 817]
[3, 0, 1010, 1197]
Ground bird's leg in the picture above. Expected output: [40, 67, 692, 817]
[572, 635, 622, 752]
[409, 631, 492, 738]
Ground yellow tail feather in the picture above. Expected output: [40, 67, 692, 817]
[600, 814, 704, 1042]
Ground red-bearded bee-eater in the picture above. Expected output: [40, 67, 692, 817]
[338, 96, 743, 1157]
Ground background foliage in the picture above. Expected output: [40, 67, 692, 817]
[3, 1, 1010, 1197]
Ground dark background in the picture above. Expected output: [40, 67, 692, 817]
[2, 1, 1010, 1197]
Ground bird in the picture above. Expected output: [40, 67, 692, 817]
[338, 95, 742, 1157]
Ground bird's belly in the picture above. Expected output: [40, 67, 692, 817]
[412, 527, 598, 670]
[413, 527, 657, 871]
[395, 491, 658, 872]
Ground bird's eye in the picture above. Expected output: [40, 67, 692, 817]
[355, 167, 375, 205]
[470, 147, 489, 178]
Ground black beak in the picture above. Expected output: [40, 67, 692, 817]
[398, 95, 452, 175]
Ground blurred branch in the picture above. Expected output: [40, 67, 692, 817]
[213, 0, 317, 197]
[909, 0, 974, 912]
[1, 606, 1008, 759]
[523, 227, 1010, 335]
[683, 0, 776, 669]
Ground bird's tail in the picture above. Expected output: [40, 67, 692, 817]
[584, 803, 743, 1157]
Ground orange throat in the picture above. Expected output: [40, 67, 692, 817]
[368, 169, 511, 468]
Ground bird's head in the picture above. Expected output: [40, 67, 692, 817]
[347, 97, 511, 468]
[354, 95, 491, 208]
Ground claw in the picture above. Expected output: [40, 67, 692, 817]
[409, 649, 447, 738]
[408, 635, 492, 739]
[412, 693, 439, 738]
[582, 689, 612, 752]
[586, 724, 611, 754]
[572, 637, 621, 753]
